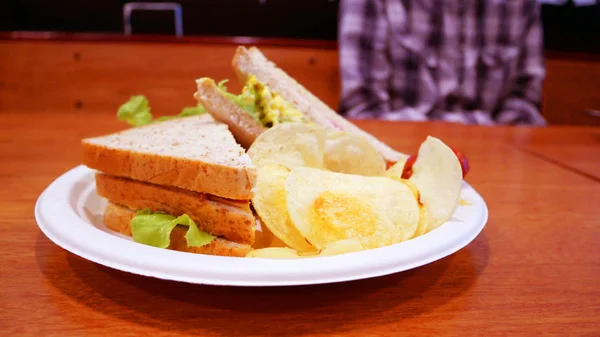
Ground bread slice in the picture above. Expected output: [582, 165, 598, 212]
[96, 173, 255, 244]
[104, 202, 252, 257]
[82, 114, 256, 200]
[195, 78, 266, 148]
[232, 46, 405, 163]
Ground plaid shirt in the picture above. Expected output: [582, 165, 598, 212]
[338, 0, 547, 125]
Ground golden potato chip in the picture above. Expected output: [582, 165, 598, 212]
[247, 247, 300, 259]
[408, 136, 462, 231]
[400, 178, 421, 200]
[285, 167, 420, 249]
[324, 131, 386, 176]
[385, 156, 409, 180]
[371, 177, 429, 239]
[413, 204, 429, 239]
[399, 179, 429, 238]
[252, 219, 287, 249]
[251, 165, 316, 252]
[319, 239, 364, 256]
[308, 190, 390, 248]
[247, 239, 362, 259]
[248, 123, 326, 169]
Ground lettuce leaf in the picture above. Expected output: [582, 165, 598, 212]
[117, 95, 206, 127]
[179, 105, 206, 117]
[216, 79, 260, 122]
[130, 210, 215, 248]
[154, 116, 175, 123]
[117, 95, 153, 127]
[217, 79, 230, 91]
[153, 106, 206, 123]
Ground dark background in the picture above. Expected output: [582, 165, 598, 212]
[0, 0, 599, 53]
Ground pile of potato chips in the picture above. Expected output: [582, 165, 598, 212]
[246, 123, 463, 259]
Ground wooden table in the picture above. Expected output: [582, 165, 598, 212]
[2, 111, 599, 336]
[509, 126, 600, 182]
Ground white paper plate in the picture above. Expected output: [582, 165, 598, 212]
[35, 165, 488, 286]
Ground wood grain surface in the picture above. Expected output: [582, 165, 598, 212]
[542, 52, 600, 126]
[0, 41, 340, 115]
[509, 126, 600, 181]
[1, 110, 599, 337]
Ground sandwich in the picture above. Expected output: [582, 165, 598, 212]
[83, 46, 407, 258]
[194, 46, 405, 163]
[82, 114, 257, 257]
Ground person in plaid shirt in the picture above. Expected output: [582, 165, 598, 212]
[338, 0, 547, 125]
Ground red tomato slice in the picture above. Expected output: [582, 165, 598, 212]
[451, 149, 470, 178]
[400, 150, 469, 179]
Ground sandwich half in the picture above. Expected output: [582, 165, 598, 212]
[82, 114, 256, 257]
[104, 203, 252, 256]
[194, 46, 405, 163]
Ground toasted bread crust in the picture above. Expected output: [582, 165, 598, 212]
[195, 78, 266, 148]
[83, 142, 255, 200]
[96, 173, 255, 244]
[233, 46, 334, 128]
[82, 115, 256, 200]
[233, 46, 406, 164]
[104, 202, 252, 257]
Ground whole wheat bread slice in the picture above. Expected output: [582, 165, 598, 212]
[96, 173, 256, 244]
[104, 202, 252, 257]
[195, 78, 266, 149]
[232, 46, 405, 163]
[82, 114, 256, 200]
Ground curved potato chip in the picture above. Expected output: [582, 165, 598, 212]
[251, 164, 316, 252]
[413, 204, 429, 238]
[408, 136, 462, 231]
[285, 167, 420, 249]
[385, 156, 409, 180]
[309, 190, 390, 248]
[319, 239, 364, 256]
[399, 179, 429, 237]
[247, 247, 300, 259]
[253, 219, 287, 249]
[248, 123, 326, 169]
[247, 239, 362, 259]
[324, 131, 386, 176]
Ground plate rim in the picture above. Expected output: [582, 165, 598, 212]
[35, 165, 488, 287]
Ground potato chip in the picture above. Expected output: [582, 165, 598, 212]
[285, 167, 420, 249]
[408, 136, 462, 231]
[319, 239, 364, 256]
[308, 190, 390, 248]
[247, 239, 363, 259]
[324, 131, 386, 176]
[378, 176, 429, 238]
[253, 219, 287, 249]
[385, 156, 409, 180]
[251, 164, 316, 252]
[399, 179, 429, 238]
[413, 204, 429, 239]
[247, 247, 300, 259]
[247, 123, 326, 169]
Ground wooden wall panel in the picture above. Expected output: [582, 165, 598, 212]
[0, 41, 340, 117]
[1, 40, 599, 126]
[543, 54, 600, 126]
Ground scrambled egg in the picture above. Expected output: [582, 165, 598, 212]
[243, 76, 308, 127]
